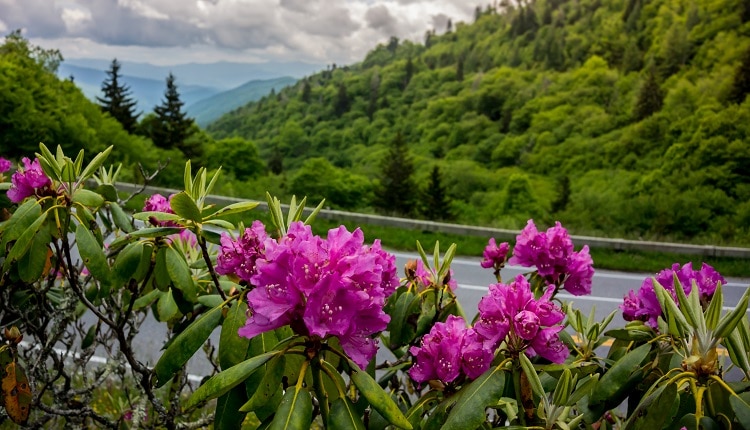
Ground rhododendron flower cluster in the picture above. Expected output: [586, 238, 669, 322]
[236, 222, 398, 368]
[474, 274, 568, 363]
[410, 259, 457, 291]
[7, 157, 52, 203]
[216, 221, 268, 284]
[409, 315, 493, 385]
[621, 262, 726, 328]
[0, 157, 11, 173]
[509, 220, 594, 296]
[143, 193, 177, 226]
[480, 238, 510, 271]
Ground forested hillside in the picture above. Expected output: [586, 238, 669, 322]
[208, 0, 750, 245]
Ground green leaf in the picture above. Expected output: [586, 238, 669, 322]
[3, 210, 48, 272]
[205, 201, 260, 220]
[133, 211, 182, 223]
[81, 323, 97, 350]
[170, 191, 202, 222]
[95, 184, 118, 202]
[442, 364, 506, 430]
[183, 160, 193, 196]
[704, 281, 723, 330]
[203, 219, 236, 230]
[566, 374, 599, 406]
[18, 226, 50, 283]
[153, 248, 171, 291]
[72, 189, 105, 209]
[730, 395, 750, 428]
[349, 360, 412, 429]
[715, 287, 750, 339]
[552, 369, 573, 407]
[220, 300, 251, 370]
[109, 202, 134, 233]
[112, 242, 144, 286]
[156, 289, 179, 322]
[1, 199, 41, 249]
[623, 382, 677, 430]
[589, 343, 651, 405]
[154, 304, 224, 387]
[724, 328, 750, 378]
[387, 290, 417, 349]
[240, 355, 286, 412]
[404, 390, 440, 429]
[186, 351, 278, 409]
[652, 279, 689, 337]
[519, 353, 544, 399]
[268, 385, 313, 430]
[214, 386, 248, 430]
[198, 294, 224, 309]
[166, 246, 198, 301]
[76, 222, 110, 281]
[109, 227, 182, 249]
[329, 397, 366, 430]
[79, 146, 112, 182]
[132, 289, 160, 310]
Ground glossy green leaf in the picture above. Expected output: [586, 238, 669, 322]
[132, 289, 160, 310]
[349, 360, 412, 429]
[653, 279, 689, 337]
[95, 184, 118, 202]
[405, 390, 440, 429]
[170, 191, 202, 222]
[730, 395, 750, 428]
[624, 382, 677, 430]
[81, 323, 97, 350]
[552, 369, 573, 407]
[566, 374, 599, 406]
[133, 211, 182, 223]
[715, 287, 750, 339]
[18, 226, 49, 283]
[108, 227, 182, 249]
[268, 384, 313, 430]
[203, 219, 235, 230]
[519, 353, 544, 399]
[589, 343, 651, 405]
[72, 189, 105, 209]
[156, 289, 179, 322]
[1, 199, 41, 249]
[198, 294, 224, 309]
[185, 351, 277, 409]
[153, 247, 170, 291]
[166, 246, 198, 301]
[704, 282, 723, 330]
[329, 397, 365, 430]
[76, 222, 110, 280]
[109, 202, 134, 233]
[724, 328, 750, 378]
[220, 300, 251, 371]
[112, 242, 143, 286]
[387, 291, 416, 348]
[205, 201, 260, 220]
[240, 355, 286, 413]
[79, 146, 112, 181]
[154, 303, 224, 387]
[442, 364, 505, 430]
[214, 386, 248, 430]
[3, 210, 48, 272]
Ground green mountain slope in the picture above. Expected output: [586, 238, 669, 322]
[207, 0, 750, 245]
[187, 76, 297, 127]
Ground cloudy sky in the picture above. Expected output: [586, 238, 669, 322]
[0, 0, 476, 66]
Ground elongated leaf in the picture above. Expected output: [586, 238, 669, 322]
[329, 397, 366, 430]
[552, 369, 573, 407]
[109, 202, 134, 233]
[673, 274, 699, 330]
[72, 189, 105, 209]
[566, 374, 599, 406]
[1, 361, 32, 424]
[724, 328, 750, 377]
[624, 382, 677, 430]
[653, 279, 689, 337]
[109, 227, 182, 249]
[3, 210, 48, 272]
[387, 291, 416, 348]
[589, 343, 651, 405]
[704, 282, 723, 330]
[76, 222, 110, 280]
[156, 289, 179, 322]
[519, 353, 544, 398]
[95, 184, 118, 202]
[442, 364, 506, 430]
[240, 355, 286, 412]
[269, 385, 313, 430]
[132, 289, 161, 310]
[206, 201, 260, 220]
[18, 228, 50, 283]
[405, 390, 440, 429]
[1, 199, 41, 249]
[79, 146, 112, 181]
[166, 246, 198, 301]
[112, 242, 143, 286]
[715, 288, 750, 339]
[214, 385, 248, 430]
[171, 191, 202, 222]
[204, 219, 235, 230]
[349, 360, 412, 429]
[154, 304, 224, 387]
[220, 300, 251, 371]
[730, 395, 750, 428]
[185, 351, 277, 409]
[133, 211, 182, 223]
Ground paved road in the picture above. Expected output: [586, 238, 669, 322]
[80, 251, 750, 379]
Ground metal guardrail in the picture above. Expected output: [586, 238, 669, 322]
[115, 182, 750, 259]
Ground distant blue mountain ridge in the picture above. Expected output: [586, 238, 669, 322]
[58, 58, 323, 126]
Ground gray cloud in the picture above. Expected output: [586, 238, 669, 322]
[365, 4, 398, 36]
[0, 0, 67, 38]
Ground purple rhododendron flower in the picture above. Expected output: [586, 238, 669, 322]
[0, 157, 11, 173]
[480, 238, 510, 269]
[621, 262, 726, 329]
[216, 221, 268, 283]
[7, 157, 52, 203]
[508, 220, 594, 296]
[143, 194, 175, 225]
[239, 222, 398, 368]
[409, 315, 493, 385]
[474, 275, 568, 363]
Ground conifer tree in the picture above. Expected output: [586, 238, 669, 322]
[374, 132, 416, 216]
[97, 59, 139, 133]
[421, 165, 453, 221]
[729, 46, 750, 105]
[334, 82, 350, 117]
[633, 67, 664, 120]
[150, 73, 197, 157]
[300, 78, 311, 103]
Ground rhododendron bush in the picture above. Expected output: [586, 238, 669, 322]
[1, 145, 750, 428]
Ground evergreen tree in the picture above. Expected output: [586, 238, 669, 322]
[403, 57, 414, 90]
[633, 67, 664, 120]
[421, 165, 453, 221]
[300, 78, 311, 103]
[150, 73, 197, 157]
[334, 83, 350, 117]
[97, 59, 140, 133]
[729, 46, 750, 104]
[457, 57, 464, 81]
[374, 132, 416, 216]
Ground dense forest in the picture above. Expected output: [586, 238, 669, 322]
[206, 0, 750, 245]
[2, 0, 750, 246]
